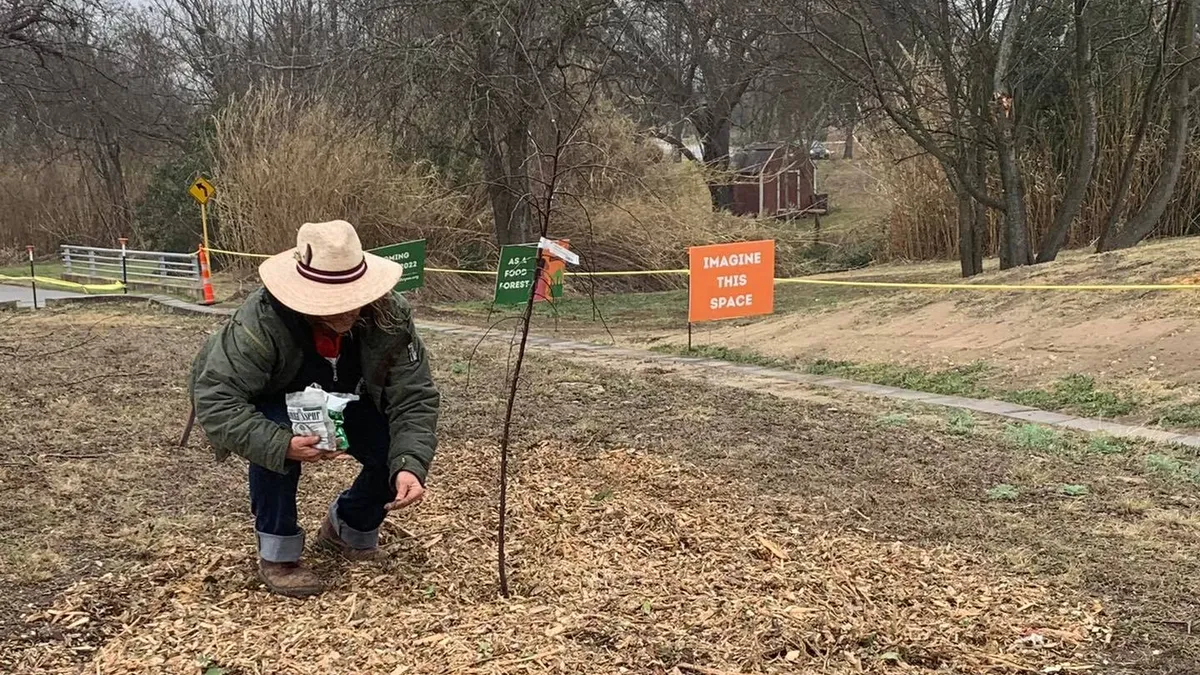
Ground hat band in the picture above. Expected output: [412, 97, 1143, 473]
[296, 258, 368, 285]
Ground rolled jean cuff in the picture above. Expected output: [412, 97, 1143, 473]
[329, 501, 379, 550]
[257, 530, 305, 563]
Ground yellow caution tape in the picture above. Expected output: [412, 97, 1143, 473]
[198, 246, 1200, 290]
[773, 277, 1200, 291]
[203, 246, 690, 277]
[0, 274, 125, 292]
[426, 267, 497, 276]
[425, 267, 691, 277]
[566, 269, 690, 277]
[204, 247, 271, 259]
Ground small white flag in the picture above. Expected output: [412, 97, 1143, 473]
[538, 237, 580, 265]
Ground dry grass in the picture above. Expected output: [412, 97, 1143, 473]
[878, 146, 962, 261]
[2, 548, 66, 585]
[878, 106, 1200, 263]
[207, 88, 810, 294]
[0, 160, 122, 251]
[211, 86, 474, 260]
[817, 232, 1200, 289]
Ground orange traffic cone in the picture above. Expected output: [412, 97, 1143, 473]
[198, 246, 216, 305]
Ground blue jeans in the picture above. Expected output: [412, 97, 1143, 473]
[250, 399, 395, 562]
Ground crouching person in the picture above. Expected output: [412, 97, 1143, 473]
[189, 220, 439, 597]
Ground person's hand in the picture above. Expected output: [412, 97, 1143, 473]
[386, 471, 425, 510]
[286, 435, 347, 462]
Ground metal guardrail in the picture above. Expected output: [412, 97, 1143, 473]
[60, 244, 200, 294]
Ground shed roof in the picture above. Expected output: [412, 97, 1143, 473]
[731, 143, 807, 173]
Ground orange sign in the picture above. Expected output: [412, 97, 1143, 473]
[688, 240, 775, 323]
[533, 239, 568, 302]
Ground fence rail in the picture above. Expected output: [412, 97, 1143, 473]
[60, 245, 200, 296]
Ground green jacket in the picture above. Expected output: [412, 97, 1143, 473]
[189, 289, 439, 482]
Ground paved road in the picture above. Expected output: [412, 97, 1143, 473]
[0, 283, 84, 309]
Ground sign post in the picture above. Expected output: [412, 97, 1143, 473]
[26, 245, 37, 310]
[369, 239, 427, 292]
[686, 240, 776, 343]
[188, 176, 216, 253]
[189, 176, 217, 305]
[118, 237, 129, 294]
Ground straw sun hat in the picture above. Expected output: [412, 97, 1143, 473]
[259, 220, 401, 316]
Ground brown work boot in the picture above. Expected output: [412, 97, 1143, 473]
[258, 560, 324, 598]
[316, 516, 383, 562]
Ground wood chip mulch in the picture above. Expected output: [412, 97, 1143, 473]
[11, 442, 1106, 673]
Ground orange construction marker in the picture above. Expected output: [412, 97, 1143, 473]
[198, 246, 216, 305]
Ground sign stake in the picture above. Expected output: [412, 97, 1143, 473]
[26, 245, 37, 310]
[118, 237, 129, 294]
[688, 322, 693, 351]
[189, 176, 217, 258]
[200, 201, 210, 254]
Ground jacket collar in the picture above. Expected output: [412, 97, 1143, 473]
[266, 290, 314, 346]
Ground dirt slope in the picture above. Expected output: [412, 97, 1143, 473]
[665, 238, 1200, 401]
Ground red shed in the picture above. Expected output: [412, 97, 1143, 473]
[724, 143, 824, 218]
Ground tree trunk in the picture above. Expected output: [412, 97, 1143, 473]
[480, 124, 535, 246]
[485, 179, 535, 246]
[668, 120, 687, 162]
[842, 119, 855, 159]
[972, 128, 989, 270]
[1037, 0, 1097, 263]
[474, 88, 534, 245]
[694, 106, 735, 211]
[972, 190, 988, 272]
[1097, 0, 1174, 250]
[1098, 0, 1195, 252]
[993, 0, 1031, 269]
[956, 187, 982, 277]
[949, 140, 985, 277]
[950, 142, 987, 277]
[90, 119, 132, 241]
[995, 136, 1031, 268]
[469, 20, 536, 248]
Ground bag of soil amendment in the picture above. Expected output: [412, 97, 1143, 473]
[326, 393, 358, 451]
[286, 384, 359, 451]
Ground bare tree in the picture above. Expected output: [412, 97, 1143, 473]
[1035, 0, 1098, 263]
[795, 0, 1116, 275]
[0, 0, 191, 245]
[609, 0, 786, 210]
[342, 0, 614, 245]
[739, 48, 852, 158]
[798, 0, 1000, 274]
[1, 0, 80, 53]
[1097, 0, 1196, 252]
[991, 0, 1032, 267]
[4, 0, 1196, 264]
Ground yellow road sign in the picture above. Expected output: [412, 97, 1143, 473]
[189, 176, 216, 204]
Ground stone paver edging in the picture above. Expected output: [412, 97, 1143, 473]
[33, 293, 1200, 449]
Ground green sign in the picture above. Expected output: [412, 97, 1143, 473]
[493, 244, 538, 305]
[370, 239, 426, 292]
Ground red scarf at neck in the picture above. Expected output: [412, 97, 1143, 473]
[313, 326, 342, 359]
